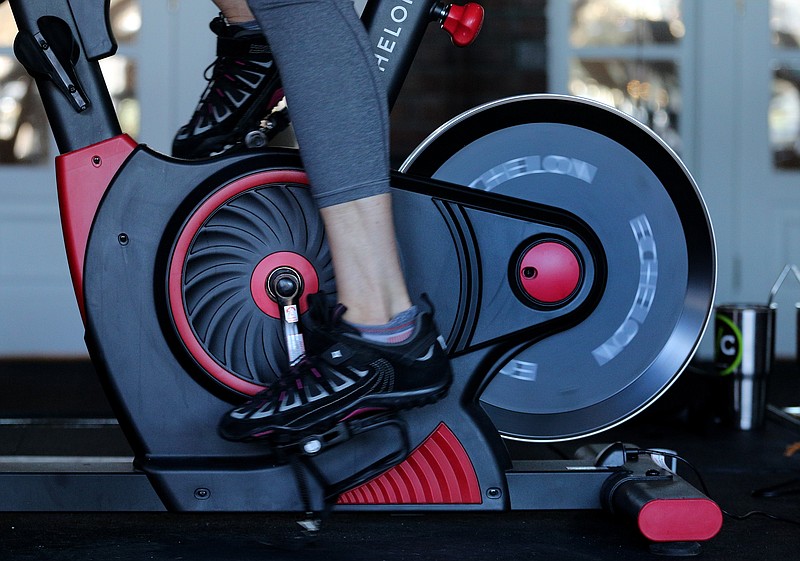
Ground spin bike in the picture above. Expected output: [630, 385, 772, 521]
[5, 0, 721, 548]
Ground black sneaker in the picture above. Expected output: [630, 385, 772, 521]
[218, 294, 452, 442]
[172, 15, 283, 159]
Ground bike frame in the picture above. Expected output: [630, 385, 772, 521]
[3, 0, 723, 548]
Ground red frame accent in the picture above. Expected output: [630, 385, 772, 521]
[55, 134, 138, 320]
[168, 169, 309, 396]
[250, 251, 319, 319]
[338, 423, 482, 504]
[638, 498, 723, 542]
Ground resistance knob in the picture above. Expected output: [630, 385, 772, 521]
[440, 3, 484, 47]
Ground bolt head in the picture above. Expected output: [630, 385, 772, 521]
[302, 438, 322, 455]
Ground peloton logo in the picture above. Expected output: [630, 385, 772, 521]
[469, 156, 599, 191]
[591, 215, 658, 366]
[374, 0, 415, 72]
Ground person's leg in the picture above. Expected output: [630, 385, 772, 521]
[320, 195, 412, 325]
[212, 0, 255, 22]
[218, 0, 451, 442]
[245, 0, 410, 325]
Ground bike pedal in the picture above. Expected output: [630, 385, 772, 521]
[244, 129, 268, 149]
[270, 411, 403, 458]
[242, 108, 290, 149]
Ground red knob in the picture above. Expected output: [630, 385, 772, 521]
[441, 3, 484, 47]
[518, 241, 582, 305]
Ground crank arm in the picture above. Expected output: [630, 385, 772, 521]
[267, 266, 306, 365]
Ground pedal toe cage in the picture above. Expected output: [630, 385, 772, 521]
[270, 413, 412, 512]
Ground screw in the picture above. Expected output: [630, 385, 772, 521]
[275, 276, 298, 298]
[486, 487, 502, 499]
[302, 438, 323, 455]
[194, 488, 211, 500]
[522, 267, 538, 279]
[92, 155, 102, 167]
[118, 233, 129, 246]
[244, 130, 267, 148]
[39, 40, 49, 50]
[267, 267, 302, 301]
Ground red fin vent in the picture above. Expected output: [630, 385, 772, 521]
[338, 423, 482, 505]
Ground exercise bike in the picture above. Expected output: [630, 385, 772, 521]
[4, 0, 721, 549]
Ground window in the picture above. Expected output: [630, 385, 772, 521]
[770, 0, 800, 168]
[0, 0, 141, 164]
[567, 0, 686, 152]
[571, 0, 684, 47]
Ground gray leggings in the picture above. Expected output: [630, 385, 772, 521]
[246, 0, 391, 208]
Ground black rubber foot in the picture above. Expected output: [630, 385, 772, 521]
[649, 541, 702, 557]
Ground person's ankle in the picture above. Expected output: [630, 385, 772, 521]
[346, 306, 418, 344]
[227, 18, 260, 30]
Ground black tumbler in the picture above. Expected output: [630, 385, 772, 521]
[714, 304, 775, 430]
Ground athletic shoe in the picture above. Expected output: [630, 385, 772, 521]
[218, 294, 452, 442]
[172, 15, 284, 159]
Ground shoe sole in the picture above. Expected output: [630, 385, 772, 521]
[244, 381, 452, 444]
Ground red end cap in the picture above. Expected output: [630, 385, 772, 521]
[639, 498, 723, 542]
[442, 3, 484, 47]
[518, 241, 582, 305]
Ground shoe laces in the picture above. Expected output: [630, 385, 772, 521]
[248, 354, 327, 412]
[195, 56, 247, 111]
[254, 295, 350, 399]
